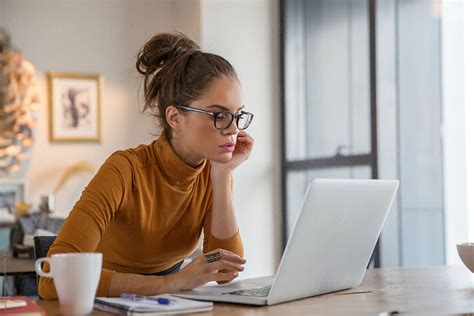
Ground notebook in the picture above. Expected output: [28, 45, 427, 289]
[0, 298, 26, 309]
[94, 294, 213, 315]
[0, 296, 47, 315]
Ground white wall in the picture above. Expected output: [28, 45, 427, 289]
[0, 0, 201, 205]
[465, 0, 474, 242]
[200, 0, 281, 279]
[0, 2, 4, 24]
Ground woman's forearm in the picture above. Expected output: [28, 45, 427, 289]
[210, 171, 239, 239]
[108, 272, 182, 297]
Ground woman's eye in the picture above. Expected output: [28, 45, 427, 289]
[215, 113, 226, 121]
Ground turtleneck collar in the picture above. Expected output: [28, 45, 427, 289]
[153, 134, 207, 188]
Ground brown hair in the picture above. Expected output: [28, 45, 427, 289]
[136, 32, 239, 140]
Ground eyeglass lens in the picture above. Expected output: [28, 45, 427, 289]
[215, 112, 253, 130]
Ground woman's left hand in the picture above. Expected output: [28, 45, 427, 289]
[211, 131, 254, 175]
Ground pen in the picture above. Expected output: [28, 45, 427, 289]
[120, 293, 175, 305]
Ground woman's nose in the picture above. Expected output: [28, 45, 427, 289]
[224, 119, 239, 135]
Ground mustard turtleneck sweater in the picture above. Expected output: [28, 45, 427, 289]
[38, 134, 244, 299]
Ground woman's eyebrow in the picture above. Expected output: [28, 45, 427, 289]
[207, 104, 245, 111]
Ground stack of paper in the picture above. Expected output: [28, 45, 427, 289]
[94, 294, 213, 315]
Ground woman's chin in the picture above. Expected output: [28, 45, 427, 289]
[210, 152, 233, 163]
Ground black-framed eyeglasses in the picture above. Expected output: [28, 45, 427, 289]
[175, 105, 254, 130]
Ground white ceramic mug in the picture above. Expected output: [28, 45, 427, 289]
[457, 243, 474, 273]
[35, 253, 102, 315]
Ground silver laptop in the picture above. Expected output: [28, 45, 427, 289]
[174, 179, 399, 306]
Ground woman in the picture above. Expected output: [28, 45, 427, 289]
[39, 32, 254, 299]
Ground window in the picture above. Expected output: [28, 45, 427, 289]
[281, 0, 446, 268]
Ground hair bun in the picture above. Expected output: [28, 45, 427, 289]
[136, 32, 200, 75]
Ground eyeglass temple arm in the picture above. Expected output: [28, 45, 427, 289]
[176, 105, 216, 117]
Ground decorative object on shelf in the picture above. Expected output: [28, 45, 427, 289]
[0, 182, 24, 253]
[0, 29, 39, 177]
[0, 181, 24, 214]
[47, 72, 102, 142]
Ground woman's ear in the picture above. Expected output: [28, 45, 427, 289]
[165, 105, 182, 130]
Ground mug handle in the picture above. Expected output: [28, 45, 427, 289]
[35, 258, 53, 278]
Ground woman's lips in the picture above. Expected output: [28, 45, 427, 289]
[219, 143, 235, 152]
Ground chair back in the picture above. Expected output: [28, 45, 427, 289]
[33, 235, 56, 295]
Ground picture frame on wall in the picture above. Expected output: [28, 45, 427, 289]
[0, 181, 25, 214]
[48, 72, 102, 142]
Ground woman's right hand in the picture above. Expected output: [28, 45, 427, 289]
[170, 248, 246, 291]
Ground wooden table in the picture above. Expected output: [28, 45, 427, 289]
[36, 265, 474, 315]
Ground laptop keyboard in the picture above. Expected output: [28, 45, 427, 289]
[224, 285, 272, 297]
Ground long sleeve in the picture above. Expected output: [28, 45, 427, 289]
[203, 211, 244, 258]
[38, 152, 132, 299]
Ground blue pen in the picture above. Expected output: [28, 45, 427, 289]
[156, 297, 173, 305]
[120, 293, 175, 305]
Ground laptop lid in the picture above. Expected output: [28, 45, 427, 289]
[267, 179, 399, 305]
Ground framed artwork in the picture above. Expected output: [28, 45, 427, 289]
[0, 181, 24, 214]
[48, 72, 102, 142]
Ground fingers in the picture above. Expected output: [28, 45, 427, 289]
[220, 252, 246, 265]
[237, 134, 254, 146]
[204, 249, 246, 264]
[197, 249, 246, 285]
[237, 130, 252, 139]
[206, 259, 244, 273]
[210, 271, 239, 282]
[236, 138, 254, 157]
[237, 131, 254, 143]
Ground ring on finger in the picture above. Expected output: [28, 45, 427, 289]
[205, 252, 221, 264]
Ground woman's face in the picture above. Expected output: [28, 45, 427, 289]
[174, 76, 243, 165]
